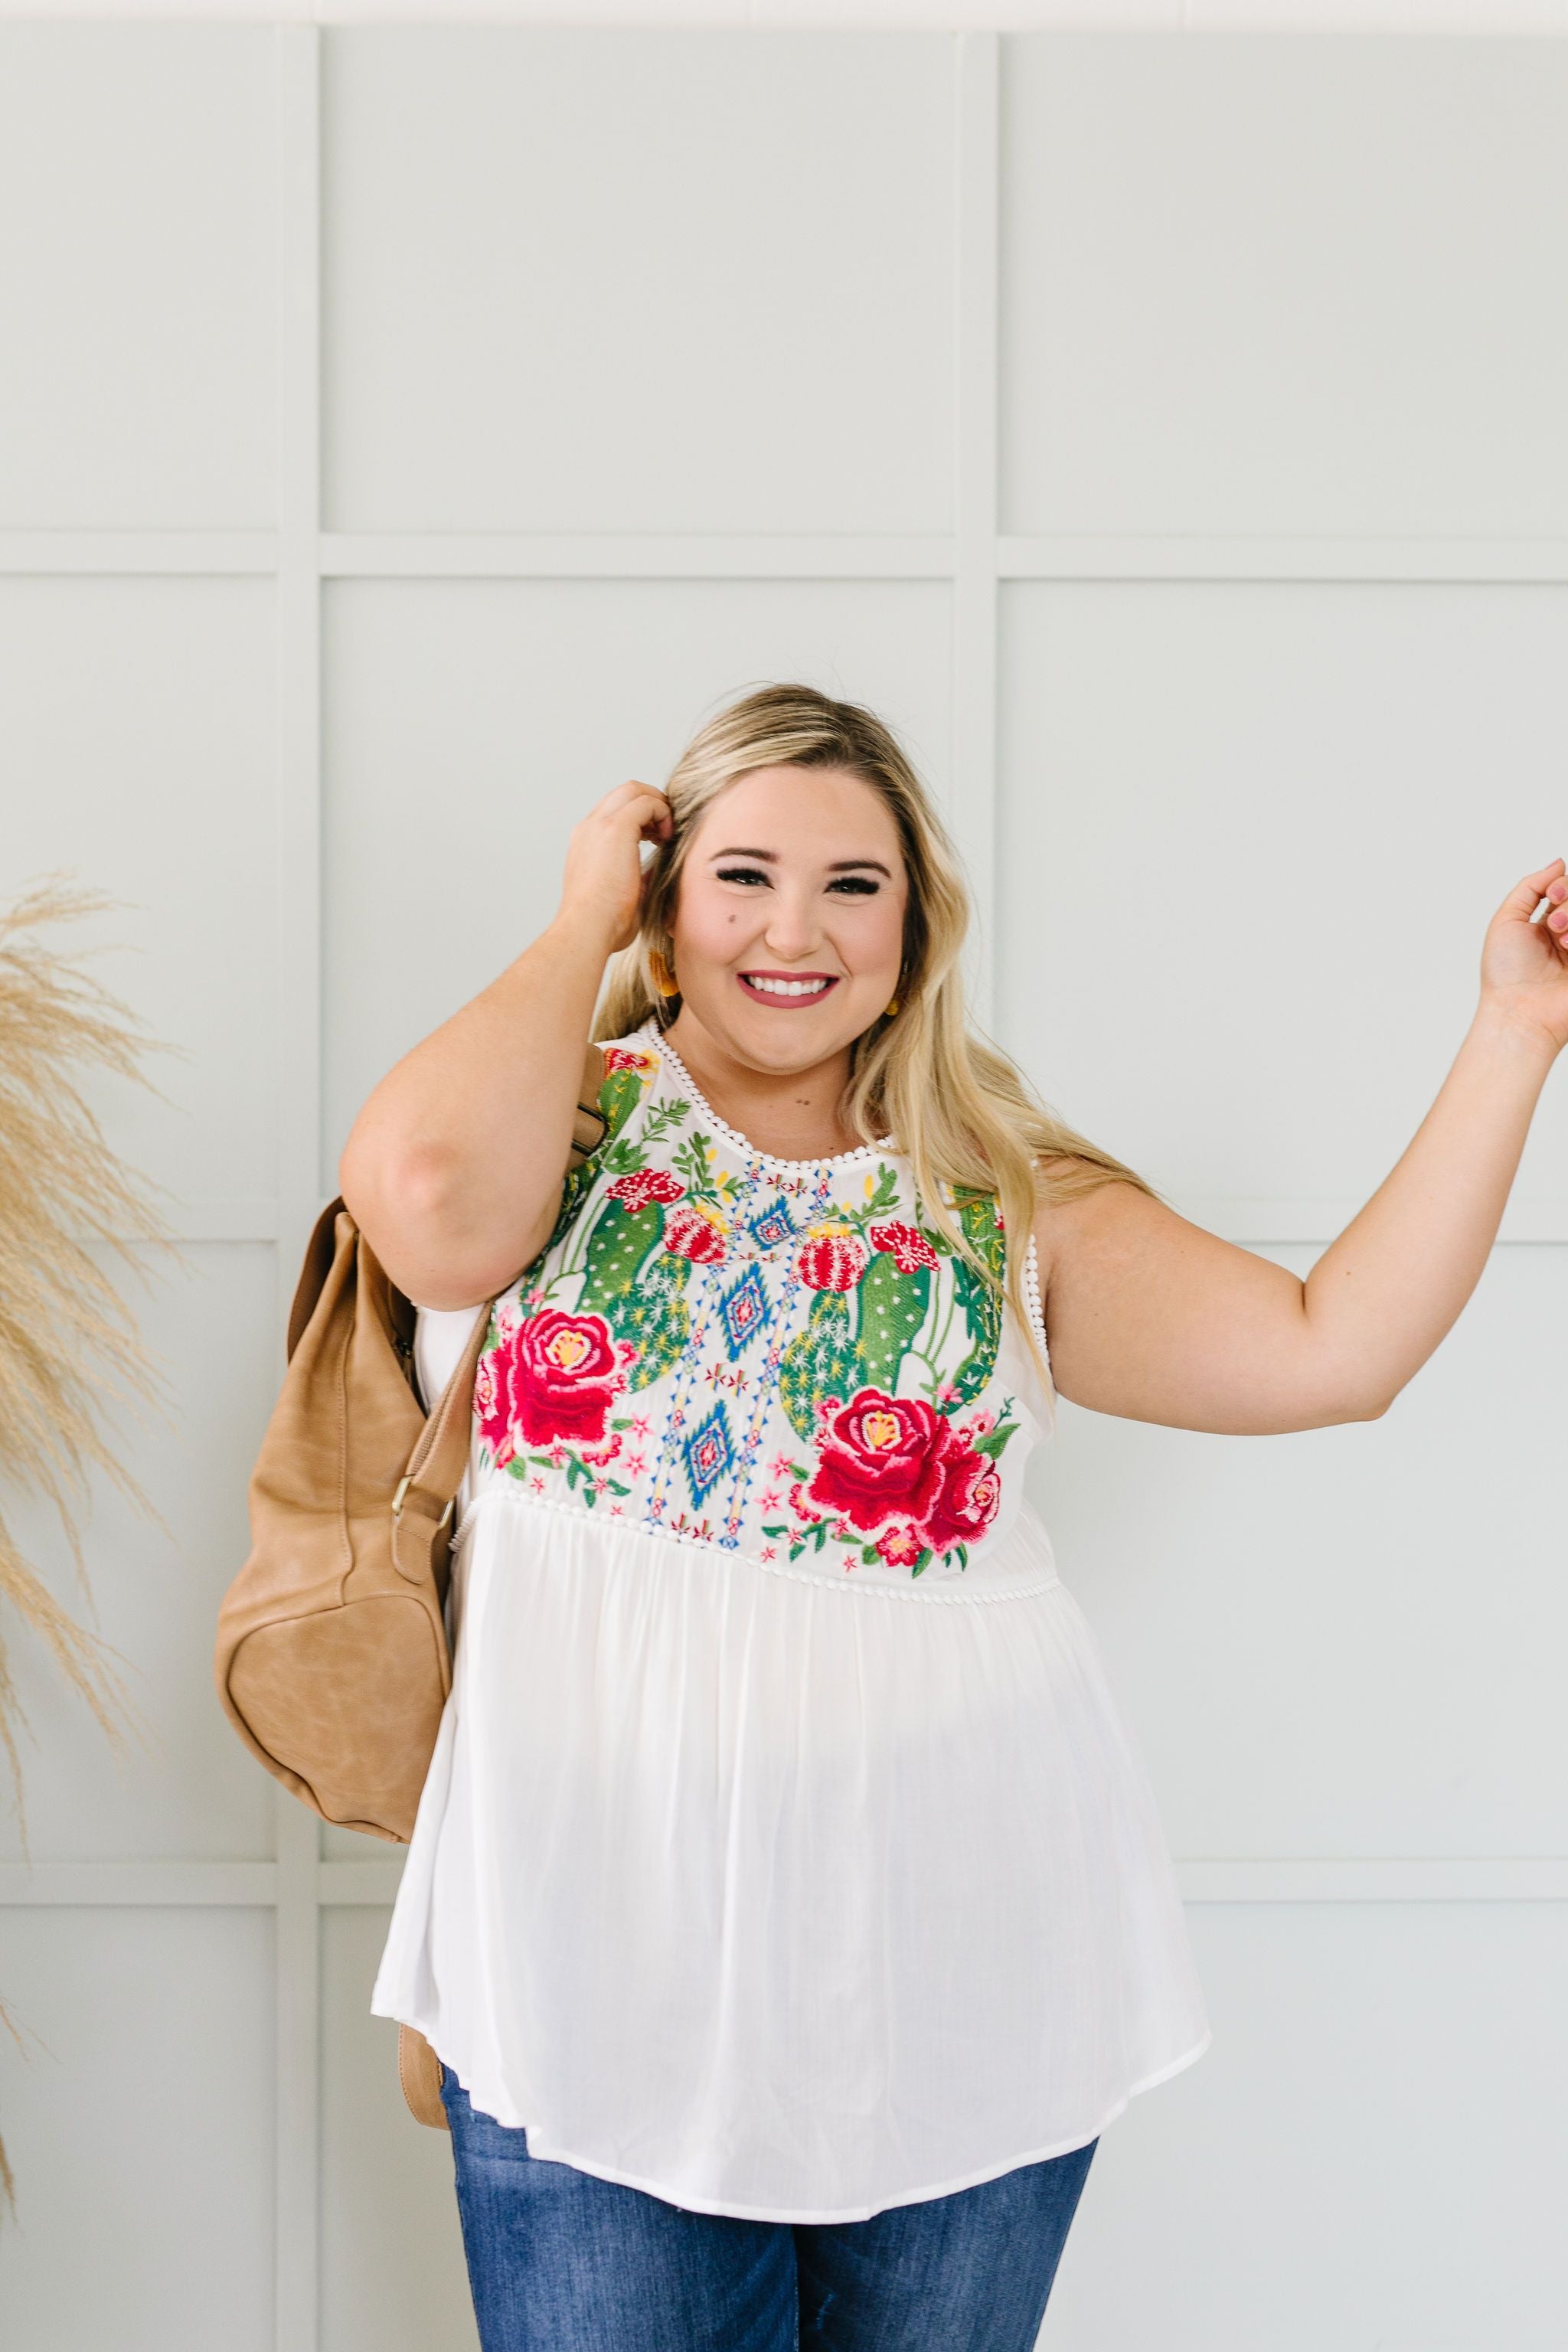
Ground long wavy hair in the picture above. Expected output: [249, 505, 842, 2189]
[591, 683, 1161, 1415]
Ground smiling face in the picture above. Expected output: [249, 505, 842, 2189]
[665, 763, 909, 1076]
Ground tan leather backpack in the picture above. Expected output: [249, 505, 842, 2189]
[214, 1094, 606, 2128]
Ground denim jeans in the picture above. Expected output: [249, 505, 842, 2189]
[440, 2062, 1097, 2351]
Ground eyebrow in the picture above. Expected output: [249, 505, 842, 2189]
[707, 847, 895, 879]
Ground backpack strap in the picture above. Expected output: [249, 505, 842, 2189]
[390, 1299, 494, 1586]
[571, 1098, 609, 1158]
[286, 1197, 350, 1361]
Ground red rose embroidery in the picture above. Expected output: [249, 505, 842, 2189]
[796, 1227, 867, 1292]
[478, 1309, 631, 1462]
[602, 1046, 655, 1074]
[473, 1348, 505, 1453]
[663, 1203, 727, 1263]
[874, 1523, 925, 1570]
[787, 1478, 825, 1524]
[868, 1220, 940, 1274]
[804, 1388, 950, 1533]
[923, 1432, 1002, 1552]
[606, 1168, 684, 1214]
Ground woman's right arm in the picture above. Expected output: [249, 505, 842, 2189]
[338, 779, 673, 1310]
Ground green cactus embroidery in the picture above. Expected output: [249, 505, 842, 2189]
[524, 1053, 662, 1274]
[943, 1189, 1007, 1407]
[616, 1247, 691, 1391]
[853, 1246, 932, 1393]
[575, 1196, 691, 1389]
[778, 1289, 861, 1442]
[578, 1196, 661, 1308]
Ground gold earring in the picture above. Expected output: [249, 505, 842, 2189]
[648, 947, 680, 999]
[884, 995, 900, 1017]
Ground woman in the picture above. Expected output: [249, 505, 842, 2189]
[341, 683, 1566, 2350]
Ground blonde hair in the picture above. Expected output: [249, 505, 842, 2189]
[592, 682, 1161, 1415]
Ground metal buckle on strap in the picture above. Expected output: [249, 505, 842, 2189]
[393, 1475, 454, 1530]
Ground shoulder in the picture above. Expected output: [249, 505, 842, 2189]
[1028, 1158, 1175, 1309]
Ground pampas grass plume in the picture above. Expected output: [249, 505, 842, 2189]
[0, 873, 186, 2218]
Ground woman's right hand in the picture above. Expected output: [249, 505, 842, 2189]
[557, 779, 675, 956]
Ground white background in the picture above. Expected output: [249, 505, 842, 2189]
[1, 16, 1565, 2352]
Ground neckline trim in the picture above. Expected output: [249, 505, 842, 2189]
[635, 1021, 899, 1173]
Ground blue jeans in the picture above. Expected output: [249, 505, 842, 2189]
[440, 2062, 1097, 2350]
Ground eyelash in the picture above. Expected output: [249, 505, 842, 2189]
[716, 867, 879, 897]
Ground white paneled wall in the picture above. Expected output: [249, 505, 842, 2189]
[0, 27, 278, 527]
[1000, 34, 1568, 537]
[2, 1906, 277, 2351]
[0, 24, 1563, 2352]
[322, 31, 957, 534]
[996, 580, 1568, 1233]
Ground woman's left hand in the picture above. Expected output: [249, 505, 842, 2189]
[1478, 858, 1568, 1055]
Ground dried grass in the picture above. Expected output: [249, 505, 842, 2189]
[0, 874, 186, 2220]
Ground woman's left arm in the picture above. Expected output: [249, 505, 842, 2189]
[1034, 860, 1567, 1435]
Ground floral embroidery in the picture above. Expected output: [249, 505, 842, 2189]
[605, 1167, 684, 1214]
[796, 1224, 865, 1292]
[471, 1027, 1040, 1577]
[475, 1307, 637, 1464]
[868, 1220, 941, 1275]
[665, 1200, 727, 1263]
[756, 1384, 1018, 1578]
[806, 1390, 951, 1532]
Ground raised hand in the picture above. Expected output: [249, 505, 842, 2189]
[557, 779, 675, 956]
[1478, 858, 1568, 1055]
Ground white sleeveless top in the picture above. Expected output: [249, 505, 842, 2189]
[371, 1022, 1211, 2221]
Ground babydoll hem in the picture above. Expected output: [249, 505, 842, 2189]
[452, 1475, 1063, 1606]
[386, 2011, 1215, 2225]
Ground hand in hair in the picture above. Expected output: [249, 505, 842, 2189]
[558, 779, 675, 956]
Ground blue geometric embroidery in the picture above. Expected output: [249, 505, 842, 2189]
[748, 1195, 802, 1250]
[716, 1263, 771, 1360]
[683, 1401, 734, 1508]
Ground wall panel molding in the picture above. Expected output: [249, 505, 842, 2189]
[273, 28, 324, 2352]
[952, 31, 1001, 1028]
[21, 531, 1568, 588]
[8, 6, 1568, 34]
[8, 1855, 1568, 1908]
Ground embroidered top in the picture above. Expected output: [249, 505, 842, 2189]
[371, 1021, 1212, 2221]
